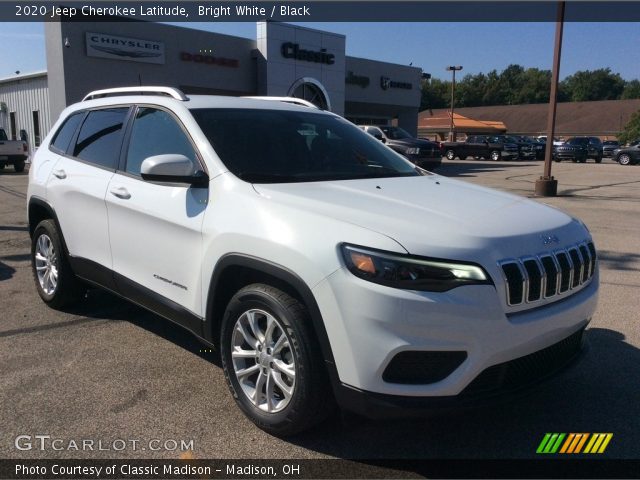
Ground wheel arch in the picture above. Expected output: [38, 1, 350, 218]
[205, 254, 338, 375]
[28, 197, 65, 248]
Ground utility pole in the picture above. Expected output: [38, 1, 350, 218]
[535, 1, 565, 197]
[446, 65, 463, 142]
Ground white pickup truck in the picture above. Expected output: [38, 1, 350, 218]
[0, 128, 28, 172]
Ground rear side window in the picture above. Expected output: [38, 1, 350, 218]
[125, 107, 197, 176]
[50, 112, 84, 153]
[72, 108, 129, 169]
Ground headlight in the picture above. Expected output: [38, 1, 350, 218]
[341, 244, 492, 292]
[406, 147, 420, 155]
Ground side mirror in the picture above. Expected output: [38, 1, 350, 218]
[140, 154, 208, 187]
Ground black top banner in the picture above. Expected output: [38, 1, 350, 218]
[3, 1, 640, 22]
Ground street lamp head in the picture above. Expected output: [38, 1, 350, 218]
[446, 66, 463, 71]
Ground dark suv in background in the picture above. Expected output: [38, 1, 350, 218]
[602, 140, 620, 158]
[360, 125, 442, 170]
[554, 137, 603, 163]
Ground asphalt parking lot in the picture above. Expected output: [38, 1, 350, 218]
[1, 158, 639, 461]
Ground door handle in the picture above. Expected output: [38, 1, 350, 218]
[52, 169, 66, 179]
[109, 186, 131, 200]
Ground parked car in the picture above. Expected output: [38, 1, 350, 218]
[515, 135, 545, 160]
[602, 140, 620, 158]
[537, 136, 564, 146]
[612, 144, 640, 165]
[506, 135, 537, 160]
[359, 125, 442, 170]
[0, 128, 29, 172]
[554, 137, 603, 163]
[442, 135, 518, 161]
[28, 87, 598, 435]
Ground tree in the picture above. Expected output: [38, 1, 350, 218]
[560, 68, 625, 102]
[420, 78, 450, 110]
[456, 73, 488, 107]
[513, 68, 551, 104]
[618, 110, 640, 144]
[498, 64, 526, 105]
[622, 80, 640, 100]
[481, 70, 505, 106]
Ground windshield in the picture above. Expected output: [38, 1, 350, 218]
[567, 137, 589, 145]
[0, 129, 7, 141]
[191, 109, 419, 183]
[380, 126, 412, 140]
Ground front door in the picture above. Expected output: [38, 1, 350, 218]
[106, 106, 207, 319]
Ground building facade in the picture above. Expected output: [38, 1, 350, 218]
[0, 20, 423, 150]
[0, 72, 51, 152]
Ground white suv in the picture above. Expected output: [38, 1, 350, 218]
[27, 87, 598, 435]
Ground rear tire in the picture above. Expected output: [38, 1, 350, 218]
[14, 160, 25, 173]
[220, 283, 333, 436]
[595, 155, 602, 164]
[490, 150, 501, 161]
[31, 219, 85, 308]
[445, 150, 456, 161]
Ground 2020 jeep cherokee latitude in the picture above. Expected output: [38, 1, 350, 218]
[27, 87, 599, 435]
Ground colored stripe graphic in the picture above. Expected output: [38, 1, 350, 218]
[536, 433, 565, 453]
[536, 433, 552, 453]
[537, 433, 613, 454]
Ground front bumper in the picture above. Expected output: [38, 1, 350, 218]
[313, 266, 598, 411]
[334, 326, 587, 418]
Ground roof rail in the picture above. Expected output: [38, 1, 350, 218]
[244, 96, 320, 109]
[82, 86, 188, 102]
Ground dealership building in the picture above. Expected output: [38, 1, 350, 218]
[0, 20, 424, 152]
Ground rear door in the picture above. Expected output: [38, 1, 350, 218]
[106, 106, 207, 319]
[46, 107, 130, 276]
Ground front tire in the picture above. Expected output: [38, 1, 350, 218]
[618, 154, 632, 166]
[31, 219, 84, 308]
[220, 284, 332, 436]
[595, 155, 602, 164]
[490, 150, 501, 161]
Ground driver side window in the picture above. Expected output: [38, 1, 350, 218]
[126, 107, 198, 176]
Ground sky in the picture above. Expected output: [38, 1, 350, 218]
[1, 21, 639, 81]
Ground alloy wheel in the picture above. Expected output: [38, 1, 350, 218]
[231, 309, 296, 413]
[34, 234, 58, 295]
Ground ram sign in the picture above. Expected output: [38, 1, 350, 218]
[86, 32, 165, 64]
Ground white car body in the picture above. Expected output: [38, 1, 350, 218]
[28, 89, 598, 424]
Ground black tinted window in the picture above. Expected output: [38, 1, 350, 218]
[191, 109, 418, 183]
[126, 108, 197, 175]
[73, 108, 128, 168]
[51, 112, 84, 153]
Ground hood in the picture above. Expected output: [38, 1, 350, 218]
[253, 175, 586, 261]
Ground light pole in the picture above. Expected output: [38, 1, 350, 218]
[446, 66, 463, 141]
[535, 1, 565, 197]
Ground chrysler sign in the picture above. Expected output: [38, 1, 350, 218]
[86, 33, 165, 64]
